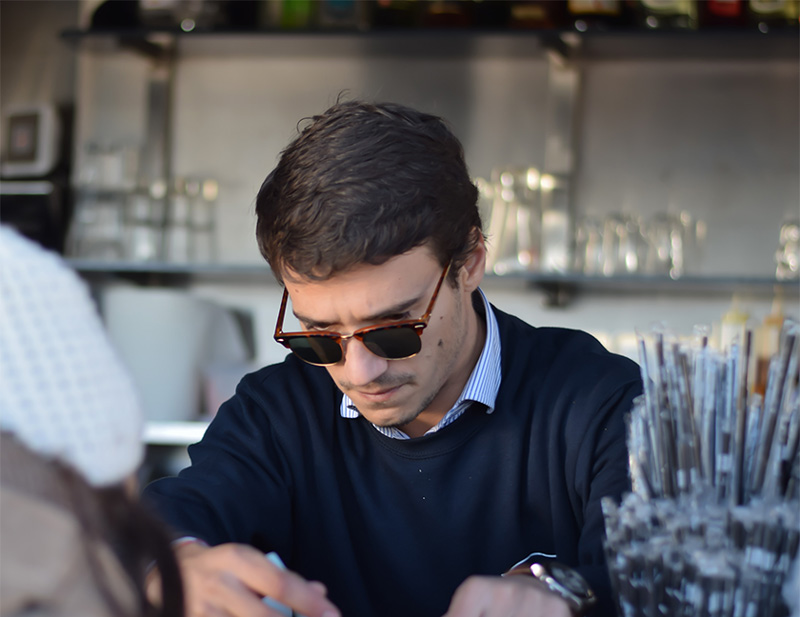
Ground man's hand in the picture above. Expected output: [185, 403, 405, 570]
[443, 575, 573, 617]
[149, 540, 341, 617]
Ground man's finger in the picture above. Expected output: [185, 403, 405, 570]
[205, 545, 340, 617]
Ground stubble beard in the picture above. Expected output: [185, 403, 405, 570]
[386, 290, 468, 431]
[338, 285, 471, 431]
[382, 385, 443, 430]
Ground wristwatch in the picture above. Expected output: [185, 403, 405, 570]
[502, 554, 597, 616]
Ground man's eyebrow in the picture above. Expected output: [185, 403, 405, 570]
[292, 295, 424, 330]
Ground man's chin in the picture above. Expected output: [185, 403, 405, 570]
[358, 405, 419, 429]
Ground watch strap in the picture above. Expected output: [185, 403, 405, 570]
[502, 555, 596, 616]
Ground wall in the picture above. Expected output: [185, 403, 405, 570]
[576, 57, 798, 277]
[82, 36, 793, 364]
[0, 0, 78, 112]
[3, 1, 798, 372]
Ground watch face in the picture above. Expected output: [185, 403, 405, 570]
[550, 563, 591, 597]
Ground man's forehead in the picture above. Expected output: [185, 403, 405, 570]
[283, 252, 439, 325]
[280, 245, 439, 287]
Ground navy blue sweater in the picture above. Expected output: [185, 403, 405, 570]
[144, 306, 642, 617]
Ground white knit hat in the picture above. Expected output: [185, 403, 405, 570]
[0, 226, 144, 487]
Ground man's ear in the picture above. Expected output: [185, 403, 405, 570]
[461, 228, 486, 293]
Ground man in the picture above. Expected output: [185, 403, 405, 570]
[144, 100, 642, 617]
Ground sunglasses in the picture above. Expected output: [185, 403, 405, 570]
[274, 262, 451, 366]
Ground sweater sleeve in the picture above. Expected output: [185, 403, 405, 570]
[572, 379, 642, 617]
[142, 376, 294, 549]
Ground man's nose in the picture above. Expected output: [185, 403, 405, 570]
[341, 337, 389, 387]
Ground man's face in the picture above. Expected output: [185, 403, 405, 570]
[283, 244, 485, 437]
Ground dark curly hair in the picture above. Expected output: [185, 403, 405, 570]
[255, 99, 482, 284]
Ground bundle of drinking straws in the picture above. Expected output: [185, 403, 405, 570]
[603, 320, 800, 617]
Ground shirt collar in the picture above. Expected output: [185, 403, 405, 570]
[340, 287, 502, 427]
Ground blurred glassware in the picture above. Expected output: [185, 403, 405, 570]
[642, 211, 703, 279]
[69, 148, 221, 266]
[161, 176, 219, 264]
[578, 209, 704, 279]
[69, 141, 150, 261]
[67, 193, 125, 260]
[644, 212, 676, 277]
[138, 0, 225, 31]
[681, 210, 707, 275]
[165, 177, 192, 263]
[482, 164, 706, 280]
[600, 213, 621, 276]
[516, 168, 541, 270]
[600, 212, 645, 276]
[123, 190, 161, 262]
[76, 142, 102, 188]
[667, 212, 685, 279]
[484, 166, 541, 275]
[775, 219, 799, 280]
[77, 142, 139, 191]
[539, 173, 571, 274]
[573, 215, 604, 275]
[753, 291, 784, 397]
[719, 295, 750, 354]
[625, 214, 647, 274]
[192, 178, 218, 263]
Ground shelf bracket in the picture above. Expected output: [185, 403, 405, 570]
[119, 33, 175, 62]
[539, 40, 581, 275]
[535, 281, 576, 308]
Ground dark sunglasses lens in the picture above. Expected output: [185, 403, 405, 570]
[361, 326, 422, 360]
[288, 336, 342, 365]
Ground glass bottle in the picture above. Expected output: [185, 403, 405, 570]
[698, 0, 748, 28]
[539, 173, 571, 274]
[280, 0, 316, 29]
[753, 292, 784, 397]
[507, 1, 568, 29]
[191, 179, 218, 263]
[318, 0, 370, 29]
[567, 0, 627, 31]
[419, 1, 472, 27]
[633, 0, 698, 29]
[165, 177, 191, 263]
[747, 0, 799, 31]
[472, 0, 512, 28]
[719, 295, 750, 353]
[370, 0, 421, 28]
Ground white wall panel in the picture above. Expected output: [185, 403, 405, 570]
[65, 33, 800, 359]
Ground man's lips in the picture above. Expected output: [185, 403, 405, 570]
[355, 384, 403, 402]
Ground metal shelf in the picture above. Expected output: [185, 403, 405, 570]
[524, 273, 798, 306]
[505, 271, 796, 289]
[0, 180, 56, 196]
[69, 257, 796, 299]
[480, 271, 797, 306]
[69, 258, 275, 285]
[69, 258, 270, 275]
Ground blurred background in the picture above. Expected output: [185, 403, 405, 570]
[1, 0, 797, 469]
